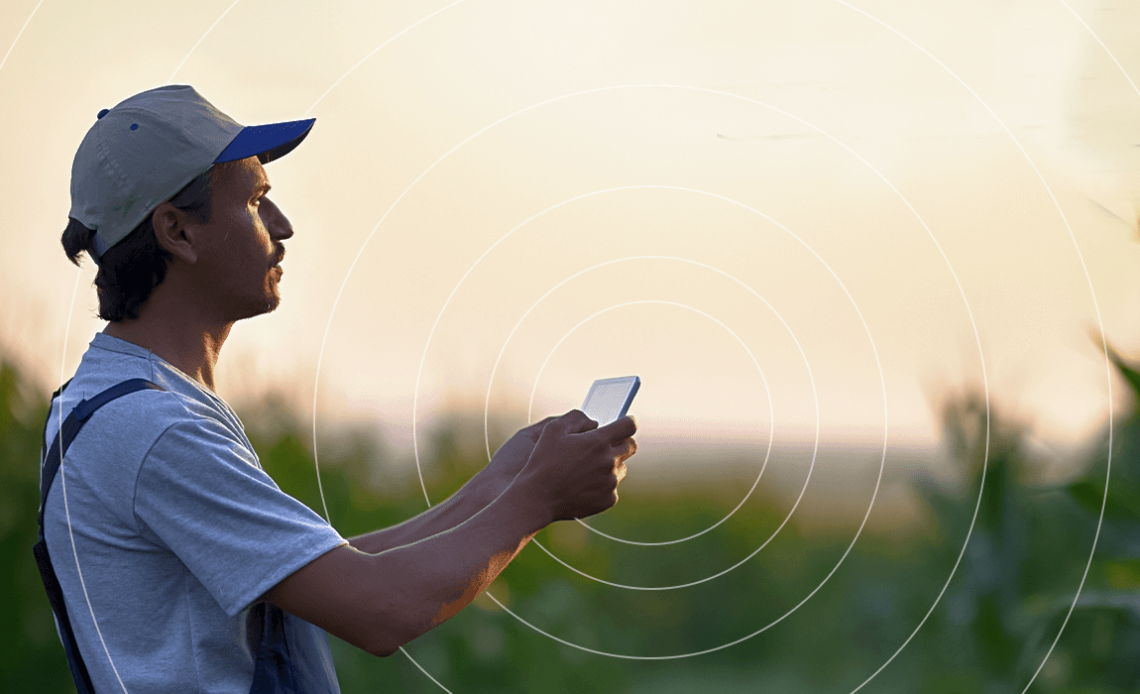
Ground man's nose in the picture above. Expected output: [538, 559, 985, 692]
[264, 198, 294, 241]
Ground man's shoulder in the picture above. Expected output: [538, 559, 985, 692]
[50, 336, 245, 449]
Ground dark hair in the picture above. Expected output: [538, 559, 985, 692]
[61, 161, 237, 322]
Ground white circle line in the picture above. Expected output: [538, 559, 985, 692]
[518, 299, 809, 587]
[306, 2, 473, 523]
[527, 298, 779, 551]
[826, 2, 1105, 690]
[328, 85, 1001, 663]
[52, 4, 484, 690]
[306, 84, 875, 517]
[1032, 1, 1135, 689]
[522, 296, 775, 549]
[398, 645, 456, 694]
[303, 0, 471, 118]
[1057, 0, 1140, 100]
[440, 184, 891, 656]
[405, 188, 840, 567]
[297, 82, 953, 503]
[55, 3, 277, 688]
[0, 0, 44, 76]
[54, 267, 131, 693]
[166, 0, 244, 83]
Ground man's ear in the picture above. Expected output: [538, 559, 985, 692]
[151, 202, 197, 264]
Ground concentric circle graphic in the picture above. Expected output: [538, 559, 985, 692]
[512, 297, 802, 583]
[22, 0, 1131, 691]
[404, 177, 887, 655]
[519, 295, 781, 550]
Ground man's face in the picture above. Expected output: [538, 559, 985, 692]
[191, 156, 294, 321]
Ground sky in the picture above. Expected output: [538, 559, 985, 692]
[2, 0, 1140, 476]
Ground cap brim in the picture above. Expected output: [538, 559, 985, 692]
[214, 118, 315, 165]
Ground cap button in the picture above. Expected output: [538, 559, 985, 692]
[97, 108, 110, 120]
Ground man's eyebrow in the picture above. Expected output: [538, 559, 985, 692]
[252, 181, 272, 195]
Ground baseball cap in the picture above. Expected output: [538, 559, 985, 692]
[68, 84, 315, 258]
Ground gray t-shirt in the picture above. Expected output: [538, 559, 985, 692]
[42, 333, 348, 693]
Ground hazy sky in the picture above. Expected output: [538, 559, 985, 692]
[3, 0, 1140, 464]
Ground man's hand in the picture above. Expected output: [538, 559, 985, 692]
[516, 410, 638, 524]
[481, 416, 558, 487]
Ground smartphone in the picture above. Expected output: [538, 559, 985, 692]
[581, 376, 640, 426]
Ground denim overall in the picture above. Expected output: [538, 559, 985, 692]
[34, 379, 320, 693]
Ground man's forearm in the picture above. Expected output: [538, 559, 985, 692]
[362, 477, 549, 654]
[346, 416, 556, 553]
[346, 469, 508, 554]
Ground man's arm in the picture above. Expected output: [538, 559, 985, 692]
[345, 416, 556, 554]
[265, 411, 636, 657]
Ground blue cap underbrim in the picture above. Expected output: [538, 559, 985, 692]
[214, 118, 315, 165]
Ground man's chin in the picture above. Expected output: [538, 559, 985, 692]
[262, 282, 282, 314]
[263, 294, 282, 315]
[230, 293, 281, 322]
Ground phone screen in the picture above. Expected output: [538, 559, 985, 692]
[582, 376, 640, 426]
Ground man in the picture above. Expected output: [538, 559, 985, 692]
[43, 84, 637, 693]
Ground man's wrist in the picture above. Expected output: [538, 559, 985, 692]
[469, 467, 512, 509]
[495, 472, 552, 535]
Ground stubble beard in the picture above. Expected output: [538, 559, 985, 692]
[224, 275, 281, 323]
[263, 275, 282, 315]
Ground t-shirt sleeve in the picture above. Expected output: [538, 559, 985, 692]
[133, 417, 347, 618]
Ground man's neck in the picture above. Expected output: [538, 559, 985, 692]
[104, 313, 232, 392]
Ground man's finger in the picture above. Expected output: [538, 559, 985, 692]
[616, 437, 637, 462]
[522, 415, 558, 438]
[531, 415, 558, 427]
[591, 415, 637, 444]
[557, 409, 599, 434]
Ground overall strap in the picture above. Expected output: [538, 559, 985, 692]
[38, 377, 72, 468]
[38, 379, 165, 528]
[34, 378, 165, 694]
